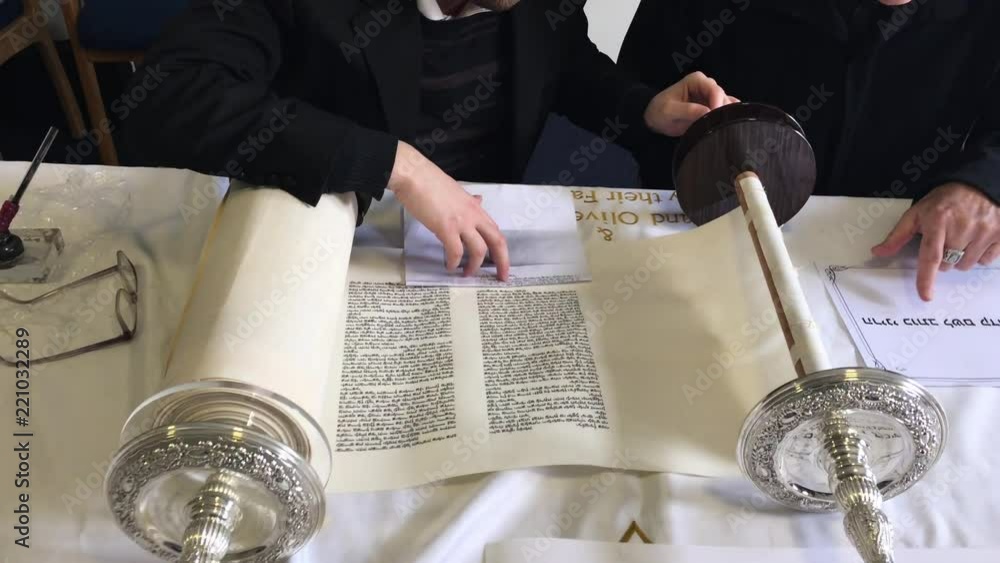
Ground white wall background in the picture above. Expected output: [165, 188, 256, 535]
[585, 0, 642, 61]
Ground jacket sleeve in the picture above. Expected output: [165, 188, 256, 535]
[549, 2, 659, 156]
[119, 0, 398, 210]
[919, 70, 1000, 205]
[616, 0, 691, 189]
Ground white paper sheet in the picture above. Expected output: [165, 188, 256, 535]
[404, 183, 591, 287]
[484, 539, 1000, 563]
[820, 264, 1000, 386]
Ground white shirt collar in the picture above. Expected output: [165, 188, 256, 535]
[416, 0, 491, 20]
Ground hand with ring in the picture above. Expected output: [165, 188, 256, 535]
[872, 183, 1000, 301]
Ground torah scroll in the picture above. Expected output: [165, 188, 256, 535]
[162, 187, 356, 420]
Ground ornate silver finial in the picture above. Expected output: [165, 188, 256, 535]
[823, 415, 895, 563]
[180, 470, 244, 563]
[739, 367, 947, 563]
[106, 422, 326, 562]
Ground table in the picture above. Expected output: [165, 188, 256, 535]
[0, 164, 997, 562]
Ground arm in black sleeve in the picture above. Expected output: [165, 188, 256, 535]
[618, 0, 689, 88]
[549, 2, 658, 156]
[119, 0, 398, 208]
[616, 0, 691, 189]
[919, 70, 1000, 205]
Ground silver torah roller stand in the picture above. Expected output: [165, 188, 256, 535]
[104, 380, 331, 562]
[672, 103, 948, 563]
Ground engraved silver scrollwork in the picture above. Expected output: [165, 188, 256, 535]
[739, 368, 946, 563]
[106, 423, 325, 563]
[738, 368, 947, 513]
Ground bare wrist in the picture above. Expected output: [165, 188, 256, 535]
[642, 99, 656, 132]
[388, 141, 417, 194]
[643, 93, 668, 135]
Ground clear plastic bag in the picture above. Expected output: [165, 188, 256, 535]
[23, 167, 135, 283]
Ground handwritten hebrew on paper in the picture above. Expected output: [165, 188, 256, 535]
[820, 265, 1000, 386]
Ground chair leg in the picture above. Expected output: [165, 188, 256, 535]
[72, 52, 119, 165]
[35, 33, 87, 139]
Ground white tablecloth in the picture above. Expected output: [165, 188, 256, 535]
[0, 164, 997, 562]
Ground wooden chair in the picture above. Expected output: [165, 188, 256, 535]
[60, 0, 188, 165]
[0, 0, 86, 140]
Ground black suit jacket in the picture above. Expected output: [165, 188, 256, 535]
[619, 0, 1000, 204]
[121, 0, 658, 216]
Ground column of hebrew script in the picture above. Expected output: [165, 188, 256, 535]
[478, 289, 609, 434]
[335, 282, 458, 452]
[326, 249, 622, 492]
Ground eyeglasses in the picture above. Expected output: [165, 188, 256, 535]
[0, 250, 138, 366]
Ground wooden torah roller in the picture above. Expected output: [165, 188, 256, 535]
[669, 103, 948, 563]
[672, 102, 816, 226]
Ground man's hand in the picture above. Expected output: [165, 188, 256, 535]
[644, 71, 737, 137]
[872, 183, 1000, 301]
[388, 141, 510, 280]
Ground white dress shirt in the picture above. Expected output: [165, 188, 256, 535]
[416, 0, 491, 20]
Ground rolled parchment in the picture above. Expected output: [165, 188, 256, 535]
[736, 172, 830, 376]
[105, 187, 353, 563]
[160, 186, 356, 431]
